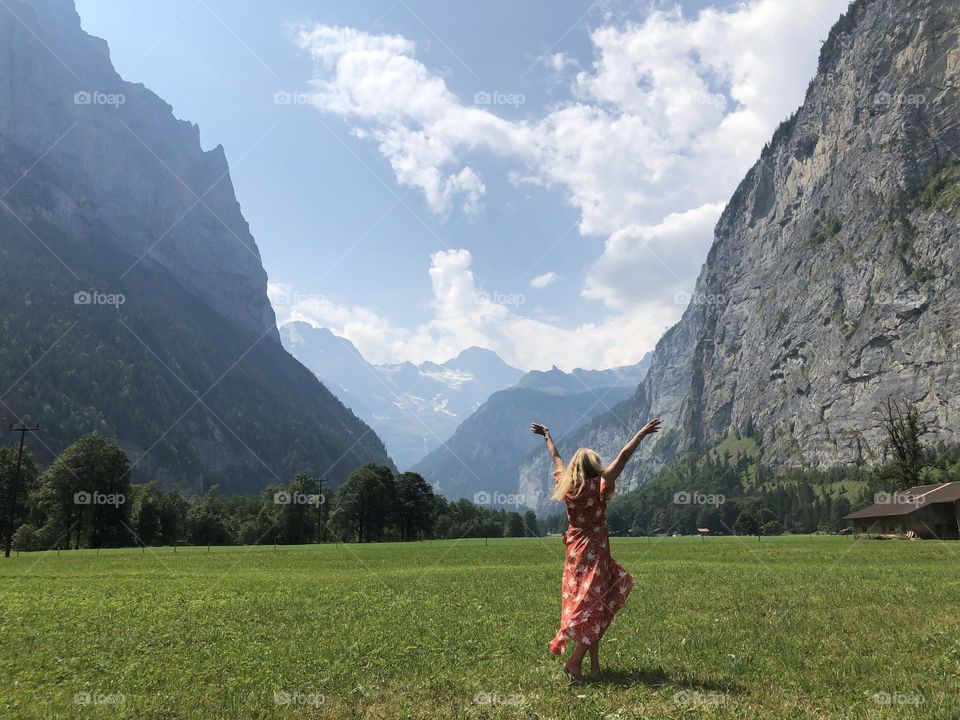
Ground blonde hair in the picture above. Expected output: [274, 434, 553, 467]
[552, 448, 605, 501]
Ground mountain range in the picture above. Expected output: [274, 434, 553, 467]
[281, 320, 653, 479]
[0, 0, 392, 492]
[412, 354, 651, 503]
[6, 0, 956, 513]
[280, 321, 525, 469]
[518, 0, 960, 514]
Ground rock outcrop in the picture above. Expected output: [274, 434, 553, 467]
[0, 0, 278, 339]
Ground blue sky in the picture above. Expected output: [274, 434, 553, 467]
[75, 0, 849, 371]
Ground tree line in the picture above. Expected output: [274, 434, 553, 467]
[4, 398, 952, 549]
[578, 451, 870, 537]
[0, 433, 543, 552]
[543, 398, 960, 538]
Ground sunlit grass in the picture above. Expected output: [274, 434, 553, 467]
[1, 536, 958, 718]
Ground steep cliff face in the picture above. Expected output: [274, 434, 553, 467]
[683, 0, 959, 465]
[520, 0, 960, 513]
[0, 0, 393, 490]
[0, 0, 276, 338]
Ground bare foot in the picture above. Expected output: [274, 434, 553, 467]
[563, 661, 584, 684]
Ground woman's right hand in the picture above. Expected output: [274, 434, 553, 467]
[531, 423, 549, 436]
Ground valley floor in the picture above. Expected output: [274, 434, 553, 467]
[1, 536, 958, 719]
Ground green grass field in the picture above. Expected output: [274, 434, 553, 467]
[2, 536, 958, 719]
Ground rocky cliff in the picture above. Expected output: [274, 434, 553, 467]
[520, 0, 960, 513]
[0, 0, 393, 490]
[0, 0, 276, 338]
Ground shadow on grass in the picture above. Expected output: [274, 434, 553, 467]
[592, 666, 742, 694]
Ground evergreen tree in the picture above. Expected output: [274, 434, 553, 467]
[395, 472, 435, 541]
[185, 486, 230, 546]
[505, 512, 525, 537]
[278, 472, 319, 545]
[331, 464, 395, 542]
[130, 481, 164, 546]
[523, 510, 540, 537]
[157, 488, 189, 545]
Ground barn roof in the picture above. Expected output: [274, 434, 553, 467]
[844, 482, 960, 520]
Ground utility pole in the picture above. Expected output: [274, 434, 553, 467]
[316, 477, 324, 544]
[318, 475, 329, 544]
[4, 424, 39, 558]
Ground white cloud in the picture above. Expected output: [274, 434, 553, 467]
[291, 0, 849, 365]
[547, 51, 579, 72]
[295, 25, 532, 215]
[297, 0, 845, 231]
[534, 0, 848, 237]
[583, 202, 726, 311]
[530, 271, 559, 289]
[269, 282, 406, 364]
[275, 250, 674, 371]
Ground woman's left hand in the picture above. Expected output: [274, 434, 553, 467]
[639, 418, 662, 437]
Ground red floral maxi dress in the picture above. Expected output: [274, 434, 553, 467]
[549, 472, 634, 655]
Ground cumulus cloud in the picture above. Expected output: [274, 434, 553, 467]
[583, 202, 727, 311]
[533, 0, 847, 237]
[297, 0, 845, 231]
[275, 250, 673, 371]
[295, 25, 532, 215]
[269, 282, 406, 363]
[291, 0, 848, 366]
[530, 271, 560, 289]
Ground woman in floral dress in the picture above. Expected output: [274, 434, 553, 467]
[531, 418, 662, 682]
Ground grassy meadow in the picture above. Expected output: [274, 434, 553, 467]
[1, 535, 958, 719]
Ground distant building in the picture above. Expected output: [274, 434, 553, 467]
[845, 483, 960, 539]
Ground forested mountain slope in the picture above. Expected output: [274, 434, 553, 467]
[0, 0, 393, 491]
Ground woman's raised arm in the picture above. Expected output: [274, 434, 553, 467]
[531, 423, 564, 476]
[601, 418, 662, 484]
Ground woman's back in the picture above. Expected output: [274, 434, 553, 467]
[556, 472, 612, 531]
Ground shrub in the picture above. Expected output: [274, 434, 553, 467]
[760, 520, 783, 536]
[11, 524, 40, 552]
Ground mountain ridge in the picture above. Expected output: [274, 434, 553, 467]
[280, 321, 525, 468]
[412, 356, 651, 502]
